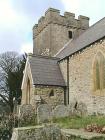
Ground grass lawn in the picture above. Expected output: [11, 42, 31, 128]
[53, 116, 105, 129]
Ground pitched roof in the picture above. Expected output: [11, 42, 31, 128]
[56, 17, 105, 60]
[28, 55, 66, 87]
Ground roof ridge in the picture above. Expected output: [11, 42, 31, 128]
[56, 16, 105, 59]
[54, 39, 73, 57]
[28, 54, 60, 60]
[76, 17, 105, 40]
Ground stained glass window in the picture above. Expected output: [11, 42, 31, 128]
[93, 52, 105, 91]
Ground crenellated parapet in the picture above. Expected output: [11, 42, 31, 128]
[33, 8, 89, 38]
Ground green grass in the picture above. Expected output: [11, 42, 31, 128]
[53, 116, 105, 129]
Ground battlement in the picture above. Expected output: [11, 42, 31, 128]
[45, 7, 60, 15]
[33, 8, 90, 56]
[33, 8, 89, 38]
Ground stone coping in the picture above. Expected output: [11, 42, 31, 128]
[13, 123, 58, 131]
[61, 129, 105, 139]
[14, 125, 44, 131]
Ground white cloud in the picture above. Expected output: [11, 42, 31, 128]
[61, 0, 80, 14]
[0, 0, 31, 30]
[0, 0, 19, 27]
[21, 42, 33, 54]
[0, 0, 34, 54]
[0, 0, 105, 54]
[61, 0, 105, 25]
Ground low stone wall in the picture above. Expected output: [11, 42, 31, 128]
[11, 126, 105, 140]
[11, 124, 61, 140]
[32, 86, 64, 109]
[61, 129, 105, 140]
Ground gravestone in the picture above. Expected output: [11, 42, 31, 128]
[37, 104, 52, 123]
[53, 105, 69, 118]
[19, 104, 36, 127]
[68, 101, 87, 117]
[77, 102, 87, 116]
[19, 104, 34, 117]
[68, 101, 77, 116]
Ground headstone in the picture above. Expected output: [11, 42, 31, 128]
[68, 101, 77, 116]
[37, 104, 52, 123]
[18, 104, 36, 127]
[13, 99, 18, 114]
[77, 102, 87, 116]
[53, 105, 69, 118]
[42, 124, 61, 140]
[68, 101, 87, 117]
[19, 104, 34, 117]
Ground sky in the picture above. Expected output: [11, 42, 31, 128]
[0, 0, 105, 54]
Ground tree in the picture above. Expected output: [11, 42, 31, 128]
[0, 52, 26, 112]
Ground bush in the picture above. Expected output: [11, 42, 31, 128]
[18, 113, 37, 127]
[0, 113, 18, 140]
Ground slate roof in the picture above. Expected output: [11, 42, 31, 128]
[28, 55, 66, 87]
[56, 17, 105, 60]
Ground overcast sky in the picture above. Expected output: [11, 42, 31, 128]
[0, 0, 105, 54]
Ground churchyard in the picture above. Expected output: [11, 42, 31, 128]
[9, 103, 105, 140]
[1, 102, 105, 139]
[1, 5, 105, 140]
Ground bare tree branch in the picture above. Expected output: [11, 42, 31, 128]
[0, 52, 26, 112]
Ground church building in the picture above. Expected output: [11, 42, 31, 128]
[21, 8, 105, 114]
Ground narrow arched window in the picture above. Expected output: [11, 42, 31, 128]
[49, 89, 54, 97]
[93, 52, 105, 91]
[26, 78, 30, 104]
[68, 31, 72, 39]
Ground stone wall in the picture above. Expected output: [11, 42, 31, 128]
[31, 86, 64, 109]
[33, 8, 89, 56]
[61, 129, 105, 140]
[33, 24, 51, 55]
[21, 57, 64, 109]
[60, 38, 105, 115]
[59, 59, 67, 85]
[11, 125, 105, 140]
[59, 59, 68, 104]
[11, 124, 61, 140]
[21, 58, 35, 105]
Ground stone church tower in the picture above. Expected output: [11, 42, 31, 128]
[21, 7, 105, 115]
[33, 8, 89, 56]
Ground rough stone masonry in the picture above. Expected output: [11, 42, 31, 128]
[21, 7, 105, 115]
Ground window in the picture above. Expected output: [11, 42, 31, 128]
[26, 78, 30, 104]
[93, 52, 105, 91]
[49, 90, 54, 97]
[68, 31, 72, 39]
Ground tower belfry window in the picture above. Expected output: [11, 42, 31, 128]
[68, 31, 72, 39]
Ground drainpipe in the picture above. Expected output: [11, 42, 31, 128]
[67, 57, 69, 105]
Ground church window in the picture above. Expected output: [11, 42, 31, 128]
[74, 101, 78, 110]
[49, 89, 54, 97]
[26, 78, 30, 104]
[93, 52, 105, 91]
[68, 31, 72, 39]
